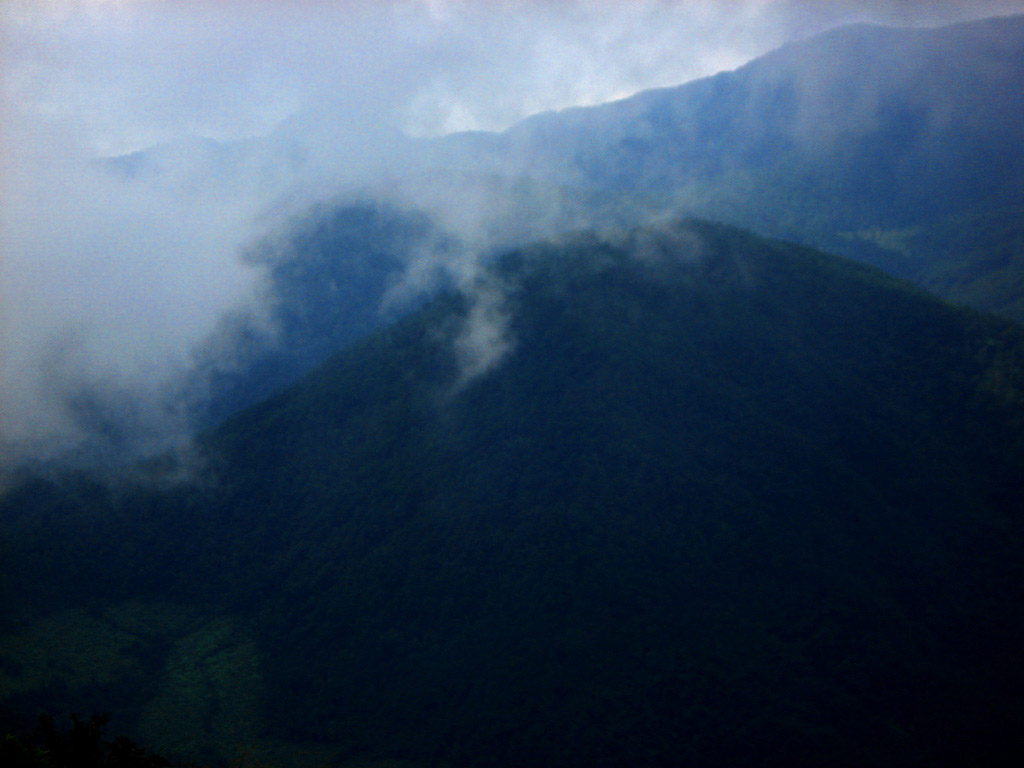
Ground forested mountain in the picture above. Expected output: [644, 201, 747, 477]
[433, 14, 1024, 319]
[490, 15, 1024, 214]
[4, 220, 1024, 767]
[187, 173, 666, 425]
[846, 204, 1024, 322]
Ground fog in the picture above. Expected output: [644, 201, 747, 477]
[2, 0, 1023, 474]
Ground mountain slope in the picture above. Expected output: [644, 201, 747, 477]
[191, 201, 446, 424]
[202, 220, 1024, 767]
[175, 11, 1024, 444]
[106, 16, 1024, 327]
[844, 204, 1024, 322]
[4, 220, 1024, 766]
[488, 15, 1024, 224]
[431, 14, 1024, 320]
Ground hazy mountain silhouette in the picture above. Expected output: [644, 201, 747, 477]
[105, 15, 1024, 329]
[433, 15, 1024, 318]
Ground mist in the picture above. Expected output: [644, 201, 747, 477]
[3, 0, 1023, 475]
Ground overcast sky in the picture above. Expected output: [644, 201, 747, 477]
[2, 0, 1024, 471]
[5, 0, 1024, 155]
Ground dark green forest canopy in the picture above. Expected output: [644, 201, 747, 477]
[2, 714, 176, 768]
[3, 219, 1024, 767]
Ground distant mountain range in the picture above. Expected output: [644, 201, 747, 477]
[433, 14, 1024, 318]
[106, 16, 1024, 333]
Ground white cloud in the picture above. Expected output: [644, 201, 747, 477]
[0, 106, 268, 464]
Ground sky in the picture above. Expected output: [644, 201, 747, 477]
[6, 0, 1024, 154]
[2, 0, 1024, 473]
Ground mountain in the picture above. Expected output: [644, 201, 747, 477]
[844, 204, 1024, 322]
[429, 14, 1024, 320]
[87, 15, 1024, 433]
[505, 15, 1024, 220]
[188, 176, 617, 425]
[103, 15, 1024, 330]
[185, 169, 683, 426]
[6, 13, 1024, 768]
[208, 220, 1024, 768]
[190, 201, 447, 424]
[5, 219, 1024, 767]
